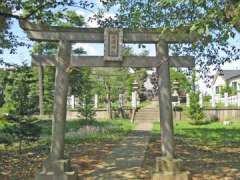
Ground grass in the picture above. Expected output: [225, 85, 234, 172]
[0, 118, 134, 179]
[64, 119, 134, 143]
[152, 120, 240, 147]
[0, 118, 134, 152]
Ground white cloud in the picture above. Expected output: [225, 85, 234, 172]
[86, 19, 99, 28]
[73, 43, 96, 55]
[72, 43, 104, 56]
[75, 10, 86, 17]
[12, 9, 23, 16]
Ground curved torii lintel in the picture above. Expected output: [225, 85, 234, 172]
[19, 20, 199, 43]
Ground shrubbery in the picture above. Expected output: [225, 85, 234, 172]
[187, 92, 219, 125]
[0, 65, 41, 153]
[187, 92, 205, 125]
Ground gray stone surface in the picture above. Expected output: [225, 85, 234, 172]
[152, 157, 190, 180]
[51, 40, 71, 160]
[35, 41, 74, 180]
[32, 55, 194, 68]
[36, 158, 78, 180]
[151, 171, 190, 180]
[157, 40, 174, 158]
[20, 20, 198, 43]
[104, 28, 123, 61]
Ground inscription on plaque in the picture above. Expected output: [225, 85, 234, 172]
[104, 28, 123, 61]
[109, 33, 118, 57]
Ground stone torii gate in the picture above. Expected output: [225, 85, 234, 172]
[20, 20, 197, 180]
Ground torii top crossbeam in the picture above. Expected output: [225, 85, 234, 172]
[20, 20, 197, 44]
[20, 20, 197, 68]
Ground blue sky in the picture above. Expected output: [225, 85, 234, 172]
[1, 1, 240, 93]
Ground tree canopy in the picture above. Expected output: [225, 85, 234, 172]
[0, 0, 240, 82]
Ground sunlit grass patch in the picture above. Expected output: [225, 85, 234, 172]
[65, 119, 134, 143]
[152, 120, 240, 147]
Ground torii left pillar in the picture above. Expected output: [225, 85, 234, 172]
[36, 40, 77, 180]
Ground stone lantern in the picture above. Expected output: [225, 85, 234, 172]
[172, 80, 180, 106]
[131, 80, 139, 123]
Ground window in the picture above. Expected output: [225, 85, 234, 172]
[232, 81, 237, 90]
[215, 86, 220, 94]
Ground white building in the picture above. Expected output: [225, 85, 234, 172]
[212, 70, 240, 96]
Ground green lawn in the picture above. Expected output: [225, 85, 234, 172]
[152, 120, 240, 147]
[0, 118, 134, 152]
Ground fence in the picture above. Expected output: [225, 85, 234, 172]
[211, 92, 240, 107]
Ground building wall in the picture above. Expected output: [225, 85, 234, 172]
[228, 76, 240, 91]
[212, 75, 226, 95]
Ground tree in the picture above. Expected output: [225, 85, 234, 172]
[0, 1, 94, 57]
[187, 91, 205, 124]
[0, 68, 10, 107]
[187, 69, 205, 124]
[1, 1, 240, 74]
[3, 64, 41, 153]
[30, 10, 86, 115]
[69, 67, 96, 120]
[92, 1, 240, 83]
[170, 69, 191, 94]
[220, 84, 237, 96]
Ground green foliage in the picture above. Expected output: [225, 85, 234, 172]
[94, 1, 240, 80]
[203, 95, 211, 103]
[4, 65, 38, 115]
[0, 65, 41, 153]
[4, 115, 41, 153]
[29, 10, 86, 115]
[187, 92, 205, 124]
[78, 93, 96, 121]
[43, 66, 55, 114]
[0, 69, 11, 107]
[29, 118, 134, 143]
[0, 130, 14, 146]
[64, 119, 134, 143]
[1, 1, 93, 54]
[152, 121, 240, 147]
[170, 69, 191, 94]
[220, 85, 237, 96]
[69, 68, 96, 120]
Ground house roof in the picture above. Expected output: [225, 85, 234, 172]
[212, 69, 240, 86]
[219, 70, 240, 80]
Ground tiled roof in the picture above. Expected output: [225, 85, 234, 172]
[219, 70, 240, 80]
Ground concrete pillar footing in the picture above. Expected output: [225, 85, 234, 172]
[35, 156, 78, 180]
[151, 157, 190, 180]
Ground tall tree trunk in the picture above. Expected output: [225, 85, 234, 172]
[105, 83, 112, 120]
[39, 65, 44, 115]
[19, 139, 22, 154]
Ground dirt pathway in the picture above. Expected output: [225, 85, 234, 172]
[79, 122, 153, 179]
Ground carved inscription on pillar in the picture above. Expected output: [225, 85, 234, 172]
[104, 28, 123, 61]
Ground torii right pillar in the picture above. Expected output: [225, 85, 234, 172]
[152, 40, 190, 180]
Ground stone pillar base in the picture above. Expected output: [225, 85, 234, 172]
[35, 156, 78, 180]
[36, 171, 77, 180]
[151, 157, 190, 180]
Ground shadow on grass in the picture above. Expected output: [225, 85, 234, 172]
[146, 126, 240, 179]
[176, 128, 240, 147]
